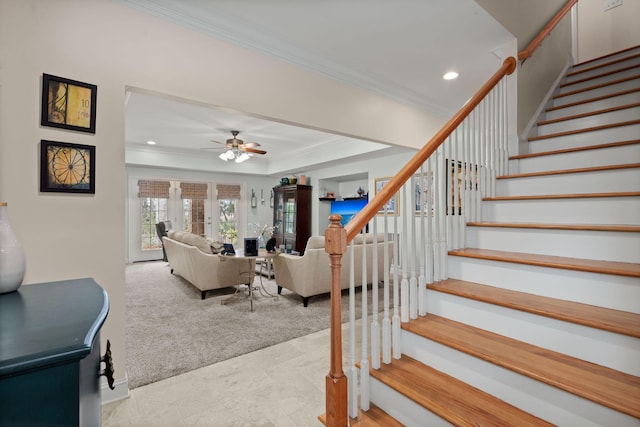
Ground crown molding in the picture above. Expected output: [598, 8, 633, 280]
[116, 0, 453, 117]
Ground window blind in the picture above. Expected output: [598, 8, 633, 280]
[216, 184, 241, 200]
[138, 180, 170, 198]
[180, 182, 208, 200]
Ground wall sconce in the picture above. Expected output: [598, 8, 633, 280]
[251, 189, 257, 208]
[261, 189, 265, 205]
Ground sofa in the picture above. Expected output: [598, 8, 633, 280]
[163, 230, 255, 299]
[272, 233, 394, 306]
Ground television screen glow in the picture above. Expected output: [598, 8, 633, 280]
[330, 198, 368, 227]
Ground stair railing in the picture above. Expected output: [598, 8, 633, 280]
[323, 1, 578, 423]
[323, 56, 516, 426]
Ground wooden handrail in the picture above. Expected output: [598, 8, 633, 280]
[344, 57, 517, 242]
[518, 0, 578, 62]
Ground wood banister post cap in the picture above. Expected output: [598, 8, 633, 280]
[504, 56, 517, 75]
[325, 214, 347, 255]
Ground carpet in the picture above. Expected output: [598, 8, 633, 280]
[125, 260, 364, 389]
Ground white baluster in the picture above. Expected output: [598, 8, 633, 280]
[392, 209, 401, 359]
[371, 221, 380, 369]
[347, 240, 358, 418]
[382, 209, 391, 364]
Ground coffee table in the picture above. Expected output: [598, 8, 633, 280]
[219, 249, 279, 311]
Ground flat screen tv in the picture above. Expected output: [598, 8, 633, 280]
[330, 198, 368, 227]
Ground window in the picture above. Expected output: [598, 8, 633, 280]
[180, 182, 208, 236]
[183, 199, 205, 235]
[216, 184, 241, 244]
[138, 180, 170, 251]
[218, 199, 238, 243]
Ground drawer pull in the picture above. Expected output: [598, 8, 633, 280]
[100, 340, 115, 390]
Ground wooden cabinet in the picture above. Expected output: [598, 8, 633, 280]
[273, 184, 312, 255]
[0, 278, 109, 427]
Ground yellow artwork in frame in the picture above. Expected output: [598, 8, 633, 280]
[41, 74, 97, 133]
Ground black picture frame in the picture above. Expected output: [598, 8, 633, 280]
[40, 140, 96, 194]
[41, 74, 97, 133]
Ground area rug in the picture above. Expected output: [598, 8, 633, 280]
[125, 261, 367, 389]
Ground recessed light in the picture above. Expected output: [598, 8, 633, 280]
[146, 140, 157, 145]
[443, 71, 459, 80]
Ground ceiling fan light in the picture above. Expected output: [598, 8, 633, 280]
[235, 152, 250, 163]
[219, 149, 235, 161]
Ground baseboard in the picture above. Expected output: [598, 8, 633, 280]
[101, 375, 129, 405]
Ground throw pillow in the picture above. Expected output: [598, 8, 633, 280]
[209, 240, 224, 254]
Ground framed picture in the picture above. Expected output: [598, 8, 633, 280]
[374, 177, 399, 215]
[412, 172, 434, 215]
[40, 140, 96, 194]
[41, 74, 97, 133]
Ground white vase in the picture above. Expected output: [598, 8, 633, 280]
[0, 202, 26, 294]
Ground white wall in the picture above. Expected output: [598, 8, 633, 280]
[0, 0, 445, 397]
[577, 0, 640, 62]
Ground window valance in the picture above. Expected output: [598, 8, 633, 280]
[138, 180, 170, 198]
[216, 184, 241, 200]
[180, 182, 208, 200]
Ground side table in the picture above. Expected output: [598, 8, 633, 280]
[0, 278, 110, 426]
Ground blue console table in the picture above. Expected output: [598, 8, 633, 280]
[0, 278, 109, 426]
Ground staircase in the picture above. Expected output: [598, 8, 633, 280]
[359, 47, 640, 426]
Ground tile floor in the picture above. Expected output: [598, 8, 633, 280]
[102, 326, 341, 426]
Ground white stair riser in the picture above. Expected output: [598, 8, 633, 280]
[496, 168, 640, 195]
[481, 197, 640, 225]
[565, 56, 640, 83]
[544, 90, 640, 120]
[527, 124, 640, 153]
[447, 256, 640, 313]
[465, 227, 640, 263]
[369, 379, 451, 427]
[550, 78, 640, 106]
[535, 107, 640, 136]
[512, 143, 640, 173]
[425, 292, 640, 375]
[559, 66, 640, 93]
[570, 49, 640, 73]
[401, 331, 640, 427]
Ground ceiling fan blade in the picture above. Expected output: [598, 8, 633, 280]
[209, 139, 227, 145]
[244, 142, 261, 148]
[242, 146, 267, 155]
[200, 147, 225, 150]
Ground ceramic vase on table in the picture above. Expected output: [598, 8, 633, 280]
[0, 202, 26, 294]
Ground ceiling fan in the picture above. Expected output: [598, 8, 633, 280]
[202, 130, 267, 163]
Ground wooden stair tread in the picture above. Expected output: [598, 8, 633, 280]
[567, 51, 640, 77]
[497, 162, 640, 179]
[553, 74, 640, 100]
[318, 404, 403, 427]
[528, 119, 640, 141]
[428, 278, 640, 338]
[369, 354, 553, 427]
[561, 64, 640, 88]
[546, 88, 640, 112]
[467, 221, 640, 233]
[484, 191, 640, 201]
[402, 314, 640, 418]
[510, 139, 640, 160]
[537, 102, 640, 126]
[448, 247, 640, 278]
